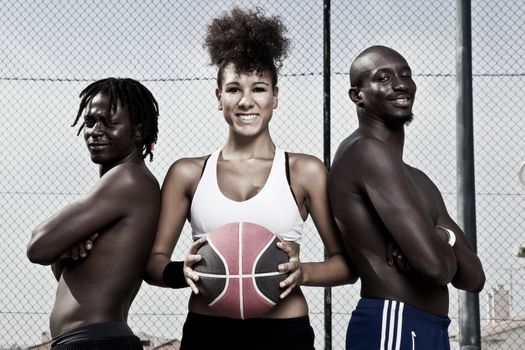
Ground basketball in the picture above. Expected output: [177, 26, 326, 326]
[193, 221, 289, 319]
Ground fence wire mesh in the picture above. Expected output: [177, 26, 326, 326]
[0, 0, 523, 349]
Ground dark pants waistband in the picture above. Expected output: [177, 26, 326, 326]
[357, 298, 451, 329]
[185, 311, 311, 325]
[52, 322, 134, 346]
[181, 312, 315, 350]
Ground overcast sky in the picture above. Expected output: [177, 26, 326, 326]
[0, 0, 523, 348]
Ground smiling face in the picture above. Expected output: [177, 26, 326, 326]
[350, 47, 417, 127]
[82, 92, 140, 170]
[216, 64, 278, 138]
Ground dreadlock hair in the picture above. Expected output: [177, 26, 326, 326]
[71, 77, 159, 162]
[204, 7, 290, 88]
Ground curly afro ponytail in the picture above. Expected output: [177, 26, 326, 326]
[204, 7, 290, 87]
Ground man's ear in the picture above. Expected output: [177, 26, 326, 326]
[273, 86, 279, 109]
[349, 87, 363, 106]
[135, 123, 144, 143]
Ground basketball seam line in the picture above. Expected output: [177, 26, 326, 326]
[194, 271, 287, 278]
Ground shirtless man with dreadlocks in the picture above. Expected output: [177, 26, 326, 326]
[27, 77, 161, 349]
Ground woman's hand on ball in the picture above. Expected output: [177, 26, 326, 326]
[277, 241, 302, 299]
[184, 237, 206, 294]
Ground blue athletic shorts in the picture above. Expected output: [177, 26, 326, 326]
[346, 298, 451, 350]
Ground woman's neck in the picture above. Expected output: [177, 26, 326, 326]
[222, 132, 275, 160]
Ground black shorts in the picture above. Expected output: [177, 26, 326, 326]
[51, 322, 143, 350]
[180, 312, 315, 350]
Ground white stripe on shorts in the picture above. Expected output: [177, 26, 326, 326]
[379, 300, 389, 349]
[379, 300, 405, 350]
[395, 302, 405, 350]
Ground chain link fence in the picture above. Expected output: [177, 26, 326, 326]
[0, 0, 523, 349]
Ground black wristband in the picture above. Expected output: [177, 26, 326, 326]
[162, 261, 187, 289]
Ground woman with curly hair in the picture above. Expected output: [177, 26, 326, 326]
[145, 7, 355, 350]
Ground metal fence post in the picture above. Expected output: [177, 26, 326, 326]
[456, 0, 482, 348]
[323, 0, 332, 349]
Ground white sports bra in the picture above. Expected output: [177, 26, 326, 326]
[190, 147, 305, 243]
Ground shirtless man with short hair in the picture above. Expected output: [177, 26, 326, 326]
[328, 46, 485, 350]
[27, 77, 160, 349]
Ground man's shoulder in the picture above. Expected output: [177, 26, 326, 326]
[333, 134, 391, 168]
[109, 161, 157, 181]
[330, 135, 402, 195]
[99, 162, 160, 197]
[348, 134, 389, 151]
